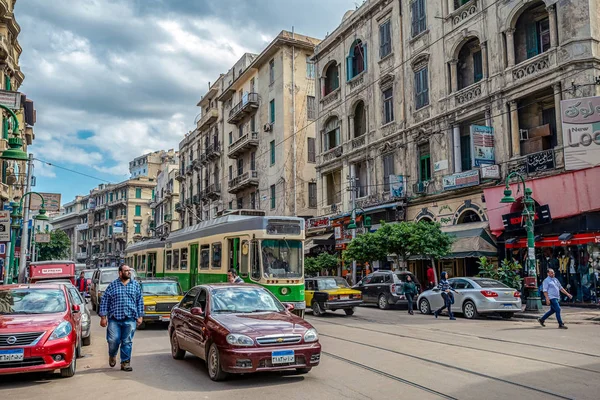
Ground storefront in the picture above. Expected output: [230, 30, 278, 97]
[304, 217, 335, 256]
[484, 167, 600, 304]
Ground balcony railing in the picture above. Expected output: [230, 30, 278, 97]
[175, 170, 184, 181]
[228, 93, 259, 124]
[228, 132, 259, 158]
[200, 142, 221, 164]
[228, 170, 259, 193]
[202, 183, 221, 200]
[322, 145, 343, 163]
[197, 107, 218, 130]
[192, 194, 200, 205]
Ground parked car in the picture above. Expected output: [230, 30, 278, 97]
[353, 270, 421, 310]
[417, 277, 522, 319]
[305, 276, 362, 316]
[28, 260, 77, 285]
[139, 277, 184, 328]
[0, 283, 83, 377]
[90, 267, 138, 312]
[169, 283, 321, 381]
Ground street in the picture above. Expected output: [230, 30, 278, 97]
[1, 306, 599, 400]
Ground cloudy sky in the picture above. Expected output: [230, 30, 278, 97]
[16, 0, 356, 204]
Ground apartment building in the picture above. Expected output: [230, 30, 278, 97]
[177, 31, 321, 228]
[129, 149, 176, 179]
[312, 0, 600, 282]
[151, 150, 180, 237]
[50, 196, 87, 261]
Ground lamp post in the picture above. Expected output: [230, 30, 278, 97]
[347, 207, 372, 285]
[500, 172, 543, 312]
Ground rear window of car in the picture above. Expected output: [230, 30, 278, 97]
[100, 269, 137, 283]
[473, 279, 508, 288]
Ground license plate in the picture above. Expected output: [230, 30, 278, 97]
[503, 304, 513, 308]
[0, 349, 24, 362]
[160, 316, 170, 322]
[339, 295, 349, 300]
[272, 350, 294, 364]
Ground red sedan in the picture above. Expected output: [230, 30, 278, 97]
[0, 284, 82, 377]
[169, 283, 321, 381]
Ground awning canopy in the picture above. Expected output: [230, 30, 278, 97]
[441, 222, 497, 259]
[305, 233, 335, 254]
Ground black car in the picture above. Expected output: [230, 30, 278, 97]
[353, 270, 421, 310]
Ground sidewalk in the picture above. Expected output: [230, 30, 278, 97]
[512, 305, 600, 324]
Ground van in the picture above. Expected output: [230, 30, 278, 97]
[29, 260, 77, 285]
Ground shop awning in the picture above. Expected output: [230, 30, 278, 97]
[440, 222, 497, 259]
[305, 233, 335, 254]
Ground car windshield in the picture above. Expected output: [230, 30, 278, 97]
[473, 279, 509, 288]
[0, 288, 67, 314]
[317, 278, 350, 290]
[211, 287, 284, 314]
[261, 239, 302, 279]
[141, 282, 182, 296]
[83, 270, 94, 279]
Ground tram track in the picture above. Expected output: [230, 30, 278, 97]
[319, 333, 575, 400]
[309, 317, 600, 374]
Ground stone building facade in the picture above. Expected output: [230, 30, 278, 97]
[151, 150, 180, 237]
[313, 0, 600, 281]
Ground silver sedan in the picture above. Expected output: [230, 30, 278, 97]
[416, 277, 522, 319]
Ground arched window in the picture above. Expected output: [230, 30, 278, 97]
[353, 101, 366, 138]
[347, 40, 367, 81]
[514, 2, 551, 64]
[323, 117, 341, 151]
[457, 38, 482, 90]
[457, 210, 482, 224]
[323, 62, 339, 96]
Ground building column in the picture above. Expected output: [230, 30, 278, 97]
[547, 5, 558, 48]
[485, 108, 492, 127]
[481, 42, 489, 79]
[443, 0, 449, 16]
[453, 125, 462, 173]
[506, 29, 516, 67]
[450, 59, 458, 93]
[553, 82, 563, 147]
[348, 114, 355, 140]
[366, 158, 372, 196]
[510, 101, 521, 158]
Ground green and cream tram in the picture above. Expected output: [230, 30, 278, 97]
[125, 212, 306, 316]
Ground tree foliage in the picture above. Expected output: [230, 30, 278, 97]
[305, 252, 340, 277]
[37, 230, 71, 261]
[477, 257, 523, 290]
[342, 230, 388, 265]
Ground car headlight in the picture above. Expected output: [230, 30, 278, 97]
[226, 333, 254, 346]
[145, 305, 156, 312]
[81, 313, 90, 323]
[304, 328, 318, 343]
[49, 321, 72, 341]
[280, 287, 290, 295]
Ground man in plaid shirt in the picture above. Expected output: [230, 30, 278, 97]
[99, 265, 144, 371]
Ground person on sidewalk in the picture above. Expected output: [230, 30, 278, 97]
[99, 265, 144, 371]
[538, 268, 573, 329]
[426, 265, 435, 290]
[75, 271, 88, 296]
[434, 271, 456, 320]
[403, 275, 417, 315]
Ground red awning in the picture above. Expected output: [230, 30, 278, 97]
[505, 233, 600, 248]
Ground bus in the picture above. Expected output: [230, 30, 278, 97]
[125, 212, 306, 317]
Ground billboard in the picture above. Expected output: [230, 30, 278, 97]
[470, 125, 495, 167]
[561, 96, 600, 170]
[389, 175, 405, 198]
[29, 193, 61, 212]
[443, 170, 480, 191]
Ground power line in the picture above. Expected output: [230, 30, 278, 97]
[34, 158, 112, 183]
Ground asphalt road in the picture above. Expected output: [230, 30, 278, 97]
[1, 305, 599, 400]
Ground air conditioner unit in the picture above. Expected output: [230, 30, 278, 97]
[413, 182, 425, 194]
[519, 129, 529, 141]
[263, 123, 272, 132]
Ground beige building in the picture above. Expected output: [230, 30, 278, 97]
[151, 150, 180, 237]
[50, 196, 88, 262]
[129, 149, 176, 179]
[177, 31, 321, 228]
[313, 0, 600, 280]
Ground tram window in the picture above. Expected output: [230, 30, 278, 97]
[251, 240, 260, 281]
[141, 254, 146, 271]
[240, 240, 249, 277]
[200, 245, 210, 269]
[180, 248, 188, 270]
[212, 243, 222, 269]
[173, 249, 180, 271]
[166, 250, 172, 270]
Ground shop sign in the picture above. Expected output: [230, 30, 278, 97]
[35, 233, 51, 243]
[480, 164, 500, 179]
[29, 193, 61, 212]
[76, 223, 88, 231]
[389, 175, 404, 197]
[306, 217, 330, 230]
[334, 226, 342, 240]
[502, 204, 552, 231]
[113, 221, 124, 234]
[561, 96, 600, 171]
[526, 149, 555, 174]
[470, 125, 495, 167]
[0, 90, 22, 109]
[434, 160, 448, 172]
[0, 211, 9, 242]
[442, 170, 480, 191]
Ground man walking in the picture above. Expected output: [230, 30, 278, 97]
[76, 271, 88, 296]
[538, 268, 573, 329]
[99, 265, 144, 371]
[426, 265, 435, 290]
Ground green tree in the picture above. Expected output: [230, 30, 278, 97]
[478, 257, 523, 290]
[376, 222, 420, 268]
[342, 231, 388, 265]
[413, 221, 453, 260]
[305, 253, 340, 277]
[36, 230, 71, 261]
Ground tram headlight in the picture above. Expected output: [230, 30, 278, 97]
[304, 328, 318, 343]
[280, 287, 290, 295]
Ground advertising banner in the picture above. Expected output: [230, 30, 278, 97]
[389, 175, 404, 198]
[470, 125, 495, 167]
[561, 96, 600, 170]
[443, 170, 480, 191]
[113, 220, 124, 234]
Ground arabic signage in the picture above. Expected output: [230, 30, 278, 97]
[526, 149, 555, 174]
[35, 233, 51, 243]
[306, 217, 330, 230]
[0, 89, 21, 109]
[470, 125, 495, 167]
[561, 96, 600, 171]
[480, 164, 500, 179]
[29, 193, 61, 212]
[0, 211, 10, 242]
[113, 221, 124, 234]
[502, 204, 552, 231]
[443, 170, 480, 191]
[389, 175, 404, 197]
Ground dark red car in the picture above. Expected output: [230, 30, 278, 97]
[0, 284, 83, 377]
[169, 283, 321, 381]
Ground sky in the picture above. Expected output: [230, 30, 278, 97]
[15, 0, 357, 205]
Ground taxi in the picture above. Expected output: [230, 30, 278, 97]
[139, 278, 184, 328]
[305, 276, 362, 317]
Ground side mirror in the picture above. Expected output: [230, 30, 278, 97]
[72, 304, 81, 313]
[190, 307, 204, 316]
[284, 303, 295, 312]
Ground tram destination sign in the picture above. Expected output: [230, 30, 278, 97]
[267, 220, 301, 235]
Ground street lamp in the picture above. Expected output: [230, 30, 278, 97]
[0, 104, 28, 161]
[500, 172, 542, 312]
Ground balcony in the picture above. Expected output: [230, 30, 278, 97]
[201, 142, 222, 165]
[228, 170, 259, 194]
[185, 198, 192, 206]
[227, 93, 259, 124]
[202, 183, 221, 201]
[175, 170, 184, 182]
[192, 159, 201, 171]
[164, 189, 172, 198]
[186, 165, 194, 175]
[228, 132, 259, 159]
[321, 146, 343, 163]
[114, 232, 127, 240]
[192, 194, 201, 205]
[197, 107, 218, 130]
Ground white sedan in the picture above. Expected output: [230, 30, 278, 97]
[417, 277, 522, 319]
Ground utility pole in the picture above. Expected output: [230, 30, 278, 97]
[348, 170, 357, 285]
[18, 153, 34, 281]
[291, 26, 297, 216]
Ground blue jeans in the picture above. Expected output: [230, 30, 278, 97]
[436, 292, 454, 319]
[107, 318, 137, 363]
[541, 298, 563, 326]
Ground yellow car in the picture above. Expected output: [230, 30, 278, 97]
[139, 278, 184, 328]
[305, 276, 363, 316]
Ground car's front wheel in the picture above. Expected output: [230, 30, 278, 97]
[419, 298, 431, 314]
[207, 343, 228, 381]
[378, 294, 390, 310]
[312, 301, 325, 317]
[60, 347, 76, 378]
[82, 335, 91, 346]
[463, 300, 479, 319]
[344, 308, 355, 316]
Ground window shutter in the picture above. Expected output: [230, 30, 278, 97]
[526, 23, 539, 59]
[473, 50, 483, 82]
[422, 68, 429, 106]
[411, 1, 418, 36]
[362, 43, 368, 72]
[346, 56, 353, 81]
[379, 24, 385, 57]
[460, 135, 471, 171]
[335, 128, 341, 147]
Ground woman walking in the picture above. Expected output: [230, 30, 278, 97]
[403, 275, 417, 315]
[434, 271, 456, 320]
